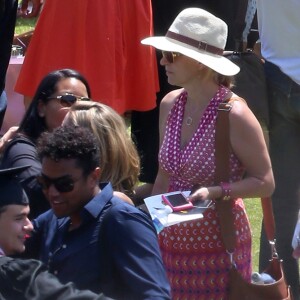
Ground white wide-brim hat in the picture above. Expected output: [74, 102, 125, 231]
[142, 8, 240, 76]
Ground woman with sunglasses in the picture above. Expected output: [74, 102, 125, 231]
[142, 8, 274, 299]
[0, 68, 91, 218]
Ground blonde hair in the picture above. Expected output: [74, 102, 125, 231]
[214, 73, 233, 88]
[201, 63, 233, 88]
[65, 102, 140, 197]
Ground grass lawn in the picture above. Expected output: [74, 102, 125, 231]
[15, 17, 264, 272]
[15, 16, 37, 35]
[244, 198, 262, 271]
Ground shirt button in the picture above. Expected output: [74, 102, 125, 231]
[62, 244, 67, 249]
[54, 270, 58, 275]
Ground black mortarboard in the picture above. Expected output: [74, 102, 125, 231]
[0, 166, 30, 208]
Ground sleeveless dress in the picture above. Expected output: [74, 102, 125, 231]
[15, 0, 158, 114]
[158, 86, 252, 300]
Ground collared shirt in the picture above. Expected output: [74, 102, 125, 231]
[25, 183, 170, 300]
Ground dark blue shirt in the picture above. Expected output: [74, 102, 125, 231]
[25, 183, 171, 299]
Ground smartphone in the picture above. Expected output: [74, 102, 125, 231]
[162, 192, 194, 212]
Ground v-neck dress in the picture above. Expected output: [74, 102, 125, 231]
[158, 86, 252, 300]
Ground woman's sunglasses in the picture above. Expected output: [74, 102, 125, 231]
[37, 174, 81, 193]
[47, 93, 90, 107]
[161, 51, 181, 64]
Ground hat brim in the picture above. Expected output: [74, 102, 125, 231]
[141, 36, 240, 76]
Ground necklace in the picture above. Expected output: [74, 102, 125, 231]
[186, 116, 193, 126]
[185, 94, 209, 126]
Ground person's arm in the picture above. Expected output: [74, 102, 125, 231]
[0, 257, 109, 300]
[113, 191, 134, 205]
[133, 183, 154, 203]
[1, 138, 50, 217]
[227, 99, 274, 197]
[188, 99, 274, 202]
[137, 90, 180, 198]
[99, 204, 171, 299]
[0, 126, 18, 153]
[152, 89, 183, 195]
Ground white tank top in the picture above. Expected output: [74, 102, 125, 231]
[257, 0, 300, 84]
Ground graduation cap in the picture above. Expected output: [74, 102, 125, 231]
[0, 166, 30, 208]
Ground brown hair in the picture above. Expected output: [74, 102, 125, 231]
[64, 102, 140, 197]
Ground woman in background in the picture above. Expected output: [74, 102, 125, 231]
[1, 68, 91, 218]
[63, 101, 140, 200]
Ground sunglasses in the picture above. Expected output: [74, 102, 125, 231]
[47, 93, 90, 107]
[37, 174, 82, 193]
[161, 51, 182, 63]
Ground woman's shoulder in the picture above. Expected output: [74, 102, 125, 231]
[228, 94, 261, 129]
[161, 88, 184, 104]
[1, 135, 38, 168]
[3, 135, 36, 155]
[6, 135, 35, 147]
[160, 88, 184, 113]
[228, 94, 252, 114]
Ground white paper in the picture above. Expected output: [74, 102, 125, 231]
[144, 191, 212, 227]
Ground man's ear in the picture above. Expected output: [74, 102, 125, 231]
[89, 167, 101, 186]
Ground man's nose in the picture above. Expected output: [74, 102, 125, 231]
[47, 183, 61, 196]
[24, 219, 33, 232]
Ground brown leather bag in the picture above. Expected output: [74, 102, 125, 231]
[228, 256, 291, 300]
[215, 102, 292, 300]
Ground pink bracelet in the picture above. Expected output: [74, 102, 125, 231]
[220, 182, 231, 201]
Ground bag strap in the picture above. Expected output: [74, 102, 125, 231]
[214, 101, 236, 253]
[215, 100, 276, 256]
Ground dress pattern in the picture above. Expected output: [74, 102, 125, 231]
[158, 86, 252, 300]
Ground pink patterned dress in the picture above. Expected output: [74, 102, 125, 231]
[158, 86, 252, 300]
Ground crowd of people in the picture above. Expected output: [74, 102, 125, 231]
[0, 0, 299, 299]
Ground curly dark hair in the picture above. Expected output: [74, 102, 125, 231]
[37, 126, 100, 176]
[18, 69, 91, 142]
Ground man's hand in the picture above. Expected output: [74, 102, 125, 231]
[0, 126, 18, 152]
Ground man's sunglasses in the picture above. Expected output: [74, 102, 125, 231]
[37, 174, 81, 193]
[47, 93, 90, 107]
[161, 51, 181, 64]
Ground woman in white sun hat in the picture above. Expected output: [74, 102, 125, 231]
[142, 7, 274, 299]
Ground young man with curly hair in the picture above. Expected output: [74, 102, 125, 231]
[24, 126, 170, 300]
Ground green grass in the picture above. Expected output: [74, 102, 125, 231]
[15, 0, 37, 34]
[15, 15, 37, 35]
[244, 198, 262, 271]
[15, 16, 264, 273]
